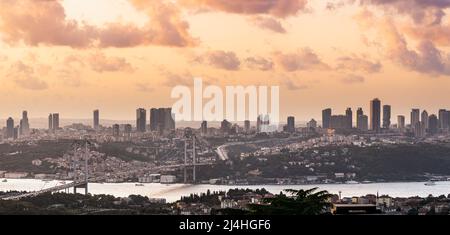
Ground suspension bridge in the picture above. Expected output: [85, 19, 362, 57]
[0, 136, 213, 200]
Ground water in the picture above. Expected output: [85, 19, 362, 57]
[1, 179, 450, 202]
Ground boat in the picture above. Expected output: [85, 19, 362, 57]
[135, 183, 145, 186]
[1, 179, 7, 182]
[424, 181, 436, 186]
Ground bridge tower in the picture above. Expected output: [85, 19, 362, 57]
[183, 135, 197, 183]
[72, 140, 90, 195]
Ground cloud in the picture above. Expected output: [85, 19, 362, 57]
[354, 0, 450, 25]
[197, 50, 241, 71]
[272, 48, 329, 72]
[402, 22, 450, 47]
[336, 56, 382, 73]
[341, 74, 365, 84]
[381, 20, 450, 76]
[88, 52, 134, 73]
[249, 16, 287, 33]
[7, 61, 49, 90]
[282, 78, 308, 90]
[0, 0, 96, 48]
[180, 0, 309, 18]
[162, 71, 195, 87]
[0, 0, 197, 48]
[245, 56, 274, 71]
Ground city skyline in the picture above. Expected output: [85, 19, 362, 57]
[1, 1, 450, 120]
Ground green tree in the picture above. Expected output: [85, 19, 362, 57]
[247, 188, 332, 215]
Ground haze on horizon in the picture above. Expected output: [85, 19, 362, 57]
[1, 0, 450, 123]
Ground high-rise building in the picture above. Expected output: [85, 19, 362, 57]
[112, 124, 120, 137]
[411, 109, 420, 129]
[162, 108, 175, 131]
[382, 105, 391, 129]
[307, 119, 317, 129]
[414, 121, 426, 138]
[322, 108, 332, 129]
[244, 120, 251, 133]
[48, 114, 53, 130]
[93, 109, 100, 130]
[20, 111, 30, 136]
[330, 115, 348, 130]
[429, 115, 438, 135]
[370, 98, 381, 132]
[345, 108, 352, 129]
[45, 113, 60, 132]
[421, 110, 429, 130]
[356, 108, 364, 130]
[357, 115, 368, 131]
[287, 116, 295, 133]
[397, 115, 405, 130]
[136, 108, 146, 132]
[438, 109, 450, 130]
[150, 108, 175, 133]
[201, 121, 208, 135]
[150, 108, 159, 131]
[6, 117, 14, 139]
[356, 108, 363, 117]
[124, 124, 132, 137]
[221, 119, 232, 134]
[52, 113, 59, 130]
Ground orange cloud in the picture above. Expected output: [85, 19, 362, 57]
[7, 61, 49, 90]
[272, 49, 329, 72]
[88, 52, 134, 73]
[196, 50, 241, 71]
[249, 16, 287, 33]
[0, 0, 197, 48]
[180, 0, 309, 18]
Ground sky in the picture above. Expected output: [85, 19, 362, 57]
[1, 0, 450, 123]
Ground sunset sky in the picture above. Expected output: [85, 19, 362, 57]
[1, 0, 450, 123]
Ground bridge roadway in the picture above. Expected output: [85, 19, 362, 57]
[0, 162, 212, 200]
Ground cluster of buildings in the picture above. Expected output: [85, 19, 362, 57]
[2, 111, 31, 140]
[317, 98, 450, 138]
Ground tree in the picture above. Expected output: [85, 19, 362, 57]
[247, 188, 332, 215]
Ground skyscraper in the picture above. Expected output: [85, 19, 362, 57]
[345, 108, 352, 129]
[149, 108, 175, 133]
[287, 116, 295, 133]
[357, 115, 368, 131]
[382, 105, 391, 129]
[150, 108, 159, 131]
[421, 110, 429, 130]
[244, 120, 251, 133]
[112, 124, 120, 137]
[48, 114, 53, 130]
[6, 117, 14, 139]
[356, 108, 364, 130]
[429, 115, 438, 135]
[201, 121, 208, 135]
[124, 124, 132, 137]
[93, 109, 100, 130]
[438, 109, 450, 130]
[397, 115, 405, 130]
[136, 108, 146, 132]
[330, 115, 348, 130]
[370, 98, 381, 132]
[411, 109, 420, 129]
[322, 108, 332, 129]
[49, 113, 60, 131]
[53, 114, 59, 130]
[20, 111, 30, 136]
